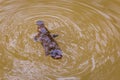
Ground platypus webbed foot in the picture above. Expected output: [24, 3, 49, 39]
[51, 34, 59, 38]
[33, 36, 38, 42]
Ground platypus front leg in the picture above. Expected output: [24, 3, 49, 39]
[51, 34, 59, 38]
[34, 33, 40, 42]
[34, 36, 38, 42]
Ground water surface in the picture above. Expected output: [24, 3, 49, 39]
[0, 0, 120, 80]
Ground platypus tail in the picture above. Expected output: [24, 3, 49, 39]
[36, 20, 44, 26]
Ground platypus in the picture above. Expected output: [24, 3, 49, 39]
[34, 21, 62, 59]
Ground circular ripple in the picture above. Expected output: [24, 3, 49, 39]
[0, 0, 120, 80]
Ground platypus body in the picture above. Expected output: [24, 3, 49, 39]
[34, 21, 62, 59]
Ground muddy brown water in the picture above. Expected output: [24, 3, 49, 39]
[0, 0, 120, 80]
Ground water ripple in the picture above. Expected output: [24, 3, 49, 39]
[0, 0, 120, 80]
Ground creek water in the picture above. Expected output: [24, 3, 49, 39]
[0, 0, 120, 80]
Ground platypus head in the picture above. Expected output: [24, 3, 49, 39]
[50, 49, 62, 59]
[36, 20, 47, 34]
[36, 20, 44, 26]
